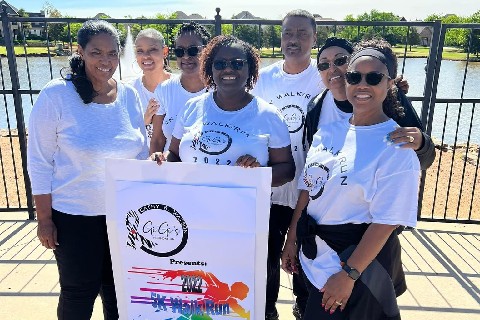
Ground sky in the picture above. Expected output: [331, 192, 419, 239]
[11, 0, 480, 20]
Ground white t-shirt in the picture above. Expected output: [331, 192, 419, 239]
[156, 76, 206, 152]
[172, 92, 291, 167]
[27, 79, 148, 216]
[252, 59, 325, 208]
[298, 118, 420, 289]
[317, 90, 350, 128]
[130, 76, 156, 144]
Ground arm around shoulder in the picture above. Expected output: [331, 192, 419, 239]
[415, 132, 436, 170]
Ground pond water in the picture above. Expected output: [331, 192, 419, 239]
[1, 56, 479, 144]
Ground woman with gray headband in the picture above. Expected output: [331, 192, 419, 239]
[282, 39, 420, 319]
[282, 37, 435, 319]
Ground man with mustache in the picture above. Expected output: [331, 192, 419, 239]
[252, 9, 322, 320]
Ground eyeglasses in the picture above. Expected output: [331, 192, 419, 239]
[213, 59, 248, 71]
[317, 56, 349, 71]
[173, 45, 203, 58]
[345, 71, 390, 86]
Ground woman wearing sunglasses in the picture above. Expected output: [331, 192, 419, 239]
[282, 38, 420, 320]
[302, 37, 435, 169]
[153, 35, 295, 188]
[150, 22, 211, 153]
[130, 28, 171, 145]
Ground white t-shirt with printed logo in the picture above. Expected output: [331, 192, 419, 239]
[172, 92, 291, 167]
[252, 59, 325, 208]
[130, 76, 156, 144]
[317, 90, 350, 128]
[156, 76, 206, 152]
[298, 118, 420, 290]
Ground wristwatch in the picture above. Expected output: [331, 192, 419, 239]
[342, 263, 361, 281]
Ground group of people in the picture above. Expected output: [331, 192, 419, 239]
[27, 8, 435, 320]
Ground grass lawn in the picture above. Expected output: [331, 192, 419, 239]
[260, 46, 475, 61]
[0, 46, 56, 56]
[2, 45, 476, 61]
[393, 45, 473, 60]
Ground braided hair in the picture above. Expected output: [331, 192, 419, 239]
[174, 21, 211, 45]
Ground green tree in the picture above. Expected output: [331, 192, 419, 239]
[316, 26, 332, 48]
[17, 9, 32, 40]
[338, 10, 407, 45]
[221, 24, 233, 36]
[337, 14, 359, 42]
[406, 27, 421, 50]
[467, 10, 480, 56]
[233, 24, 261, 48]
[43, 2, 65, 43]
[425, 13, 469, 47]
[262, 25, 281, 52]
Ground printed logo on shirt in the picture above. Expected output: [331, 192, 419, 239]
[280, 104, 305, 133]
[303, 162, 330, 200]
[126, 204, 188, 257]
[191, 130, 232, 155]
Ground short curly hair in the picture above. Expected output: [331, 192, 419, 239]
[200, 35, 260, 91]
[351, 38, 404, 119]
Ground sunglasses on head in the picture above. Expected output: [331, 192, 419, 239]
[213, 59, 248, 71]
[317, 55, 349, 71]
[345, 71, 390, 86]
[173, 45, 203, 58]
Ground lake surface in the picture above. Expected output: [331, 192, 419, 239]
[1, 56, 479, 144]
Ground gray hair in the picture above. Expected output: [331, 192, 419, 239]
[135, 28, 165, 47]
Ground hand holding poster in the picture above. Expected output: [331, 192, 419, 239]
[105, 160, 272, 320]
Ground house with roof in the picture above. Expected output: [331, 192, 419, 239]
[415, 26, 433, 46]
[0, 0, 46, 39]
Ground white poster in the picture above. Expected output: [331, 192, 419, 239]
[105, 160, 272, 320]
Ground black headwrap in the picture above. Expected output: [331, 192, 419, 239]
[317, 37, 354, 63]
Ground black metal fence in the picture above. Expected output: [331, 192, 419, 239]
[0, 7, 479, 222]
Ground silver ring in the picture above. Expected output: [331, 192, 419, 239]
[334, 301, 343, 306]
[408, 136, 415, 143]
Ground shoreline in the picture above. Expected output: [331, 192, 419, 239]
[0, 135, 478, 221]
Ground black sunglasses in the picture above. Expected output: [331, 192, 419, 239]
[345, 71, 390, 86]
[173, 45, 203, 58]
[213, 59, 248, 71]
[317, 55, 349, 71]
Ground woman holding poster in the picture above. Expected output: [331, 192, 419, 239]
[281, 39, 420, 319]
[153, 35, 295, 187]
[27, 20, 148, 319]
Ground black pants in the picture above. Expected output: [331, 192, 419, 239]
[302, 271, 346, 320]
[266, 204, 309, 315]
[52, 209, 119, 320]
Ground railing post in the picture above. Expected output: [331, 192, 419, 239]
[1, 5, 35, 219]
[417, 20, 445, 220]
[421, 20, 442, 131]
[214, 8, 221, 36]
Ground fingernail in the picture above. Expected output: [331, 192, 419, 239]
[322, 304, 325, 308]
[330, 309, 335, 314]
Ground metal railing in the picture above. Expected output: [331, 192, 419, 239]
[0, 7, 479, 222]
